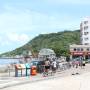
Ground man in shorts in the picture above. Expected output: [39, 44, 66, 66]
[52, 59, 57, 73]
[44, 58, 50, 75]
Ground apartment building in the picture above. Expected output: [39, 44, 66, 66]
[80, 17, 90, 45]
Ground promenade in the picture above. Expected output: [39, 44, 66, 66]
[0, 64, 90, 90]
[2, 72, 90, 90]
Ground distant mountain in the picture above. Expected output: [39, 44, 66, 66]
[0, 30, 80, 57]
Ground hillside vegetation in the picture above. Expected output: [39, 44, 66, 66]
[0, 30, 80, 57]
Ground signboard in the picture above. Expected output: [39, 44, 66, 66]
[70, 51, 90, 55]
[70, 52, 84, 55]
[86, 52, 90, 55]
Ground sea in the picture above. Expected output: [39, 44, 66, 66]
[0, 59, 19, 65]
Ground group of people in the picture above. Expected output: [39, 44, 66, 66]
[71, 60, 86, 68]
[71, 60, 86, 75]
[41, 57, 86, 76]
[43, 58, 57, 76]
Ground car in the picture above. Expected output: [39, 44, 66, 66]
[86, 59, 90, 63]
[30, 60, 45, 73]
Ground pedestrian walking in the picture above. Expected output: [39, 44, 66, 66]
[43, 58, 50, 76]
[72, 60, 80, 75]
[82, 60, 86, 69]
[51, 59, 57, 73]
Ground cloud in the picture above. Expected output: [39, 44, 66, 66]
[0, 33, 29, 47]
[0, 2, 81, 53]
[0, 32, 30, 53]
[6, 32, 30, 43]
[0, 4, 80, 34]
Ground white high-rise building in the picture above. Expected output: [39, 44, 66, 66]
[80, 17, 90, 45]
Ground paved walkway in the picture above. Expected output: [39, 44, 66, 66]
[1, 72, 90, 90]
[0, 64, 90, 90]
[0, 70, 67, 89]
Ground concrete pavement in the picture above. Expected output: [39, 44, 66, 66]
[1, 64, 90, 90]
[1, 72, 90, 90]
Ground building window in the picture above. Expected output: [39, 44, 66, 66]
[84, 37, 89, 41]
[84, 21, 88, 24]
[87, 48, 90, 51]
[84, 32, 89, 35]
[77, 48, 80, 51]
[81, 48, 83, 51]
[84, 26, 88, 30]
[74, 48, 76, 51]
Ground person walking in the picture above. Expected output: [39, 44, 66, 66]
[52, 59, 57, 73]
[75, 60, 79, 74]
[43, 58, 50, 76]
[71, 60, 75, 75]
[72, 60, 79, 75]
[82, 60, 86, 69]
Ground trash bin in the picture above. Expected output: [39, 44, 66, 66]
[15, 64, 22, 77]
[31, 66, 37, 76]
[25, 63, 31, 76]
[20, 64, 26, 76]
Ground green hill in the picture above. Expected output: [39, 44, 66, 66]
[0, 30, 80, 57]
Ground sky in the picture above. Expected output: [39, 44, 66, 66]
[0, 0, 90, 54]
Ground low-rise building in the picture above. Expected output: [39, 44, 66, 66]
[70, 44, 90, 60]
[38, 48, 56, 60]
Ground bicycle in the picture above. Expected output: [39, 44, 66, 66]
[42, 65, 53, 77]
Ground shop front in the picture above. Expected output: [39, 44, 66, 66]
[70, 44, 90, 60]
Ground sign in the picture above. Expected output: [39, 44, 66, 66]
[70, 52, 84, 55]
[74, 52, 83, 55]
[70, 51, 90, 55]
[87, 52, 90, 55]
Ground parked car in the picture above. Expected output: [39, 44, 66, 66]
[30, 60, 45, 73]
[86, 59, 90, 63]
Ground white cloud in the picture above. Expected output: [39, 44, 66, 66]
[0, 33, 29, 47]
[19, 34, 30, 42]
[0, 5, 80, 34]
[7, 33, 19, 42]
[0, 4, 81, 53]
[0, 32, 30, 53]
[6, 32, 29, 43]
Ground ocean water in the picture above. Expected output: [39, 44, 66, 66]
[0, 59, 19, 65]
